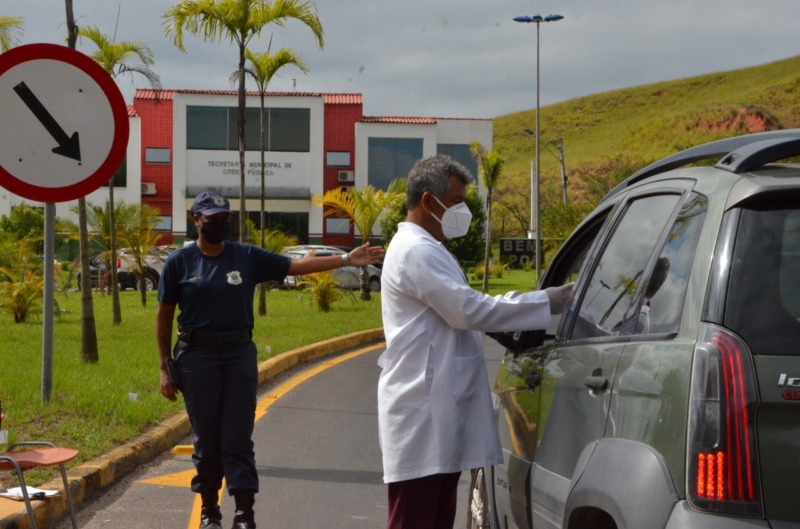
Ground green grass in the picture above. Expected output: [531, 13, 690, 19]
[493, 54, 800, 205]
[0, 270, 536, 485]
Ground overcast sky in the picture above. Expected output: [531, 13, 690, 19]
[9, 0, 800, 119]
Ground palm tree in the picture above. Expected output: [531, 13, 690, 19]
[163, 0, 324, 243]
[471, 141, 505, 293]
[78, 24, 161, 325]
[0, 16, 23, 52]
[117, 202, 162, 307]
[244, 218, 298, 314]
[313, 180, 404, 300]
[244, 45, 308, 315]
[60, 0, 101, 363]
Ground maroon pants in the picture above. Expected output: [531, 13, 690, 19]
[387, 472, 462, 529]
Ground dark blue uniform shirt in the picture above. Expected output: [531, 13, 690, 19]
[158, 242, 291, 331]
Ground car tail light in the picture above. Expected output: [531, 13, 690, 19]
[688, 323, 762, 516]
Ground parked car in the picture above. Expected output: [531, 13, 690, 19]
[76, 254, 107, 290]
[468, 130, 800, 529]
[281, 245, 382, 291]
[78, 246, 174, 292]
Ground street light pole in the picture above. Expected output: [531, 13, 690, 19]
[514, 13, 563, 281]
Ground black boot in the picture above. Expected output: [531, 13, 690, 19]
[200, 505, 222, 529]
[200, 489, 222, 529]
[231, 491, 256, 529]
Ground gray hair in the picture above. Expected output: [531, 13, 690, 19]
[406, 154, 473, 209]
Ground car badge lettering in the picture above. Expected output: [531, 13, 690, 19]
[227, 271, 242, 285]
[777, 373, 800, 400]
[777, 373, 800, 387]
[781, 390, 800, 401]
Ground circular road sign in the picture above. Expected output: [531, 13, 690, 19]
[0, 43, 129, 203]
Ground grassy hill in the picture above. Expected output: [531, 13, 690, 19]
[490, 54, 800, 237]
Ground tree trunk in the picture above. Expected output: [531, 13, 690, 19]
[138, 273, 148, 307]
[78, 198, 99, 363]
[237, 43, 247, 242]
[67, 0, 99, 363]
[109, 183, 122, 324]
[359, 265, 371, 301]
[482, 193, 492, 294]
[258, 92, 267, 316]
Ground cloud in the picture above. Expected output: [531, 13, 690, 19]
[9, 0, 800, 119]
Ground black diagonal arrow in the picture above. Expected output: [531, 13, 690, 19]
[13, 81, 82, 162]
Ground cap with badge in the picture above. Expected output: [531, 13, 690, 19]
[192, 191, 231, 216]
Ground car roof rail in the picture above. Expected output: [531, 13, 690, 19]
[715, 136, 800, 173]
[603, 128, 800, 201]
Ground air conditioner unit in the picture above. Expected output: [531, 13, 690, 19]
[141, 182, 157, 195]
[337, 170, 354, 183]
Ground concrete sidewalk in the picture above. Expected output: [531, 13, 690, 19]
[0, 328, 385, 529]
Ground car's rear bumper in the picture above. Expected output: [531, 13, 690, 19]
[665, 501, 771, 528]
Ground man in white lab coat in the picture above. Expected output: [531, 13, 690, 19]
[378, 154, 572, 529]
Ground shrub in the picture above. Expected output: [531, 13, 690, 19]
[1, 271, 44, 323]
[471, 264, 484, 281]
[490, 262, 505, 279]
[297, 271, 354, 312]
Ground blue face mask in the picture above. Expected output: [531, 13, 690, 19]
[431, 195, 472, 239]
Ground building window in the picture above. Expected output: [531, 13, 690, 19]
[146, 147, 171, 164]
[227, 107, 262, 151]
[325, 217, 351, 235]
[187, 106, 228, 150]
[326, 151, 351, 167]
[438, 144, 478, 177]
[187, 106, 310, 152]
[269, 108, 310, 152]
[368, 137, 423, 190]
[105, 154, 127, 187]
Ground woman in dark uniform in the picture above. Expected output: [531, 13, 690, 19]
[156, 191, 383, 529]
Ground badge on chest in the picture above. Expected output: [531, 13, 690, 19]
[226, 271, 243, 285]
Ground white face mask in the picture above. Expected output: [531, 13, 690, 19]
[431, 195, 472, 239]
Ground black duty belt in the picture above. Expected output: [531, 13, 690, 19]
[178, 326, 252, 346]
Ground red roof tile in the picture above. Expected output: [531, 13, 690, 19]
[134, 88, 362, 105]
[134, 89, 174, 100]
[322, 93, 363, 105]
[359, 116, 437, 124]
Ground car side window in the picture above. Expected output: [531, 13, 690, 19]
[637, 193, 707, 334]
[568, 194, 680, 340]
[488, 209, 611, 354]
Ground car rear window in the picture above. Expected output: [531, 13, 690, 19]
[724, 202, 800, 355]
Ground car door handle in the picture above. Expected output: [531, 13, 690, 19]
[583, 375, 609, 391]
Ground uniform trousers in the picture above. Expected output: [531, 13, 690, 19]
[176, 340, 259, 495]
[387, 472, 462, 529]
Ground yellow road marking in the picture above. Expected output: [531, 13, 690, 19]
[254, 344, 383, 421]
[139, 468, 197, 488]
[171, 445, 193, 455]
[138, 343, 385, 529]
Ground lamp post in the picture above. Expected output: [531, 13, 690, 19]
[514, 13, 563, 281]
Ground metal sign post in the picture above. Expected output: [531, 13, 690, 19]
[0, 44, 129, 402]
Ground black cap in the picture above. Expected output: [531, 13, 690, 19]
[192, 191, 231, 216]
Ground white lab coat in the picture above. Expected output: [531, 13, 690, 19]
[378, 222, 552, 483]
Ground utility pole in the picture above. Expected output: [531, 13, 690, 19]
[552, 138, 568, 205]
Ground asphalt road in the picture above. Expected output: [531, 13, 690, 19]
[53, 337, 505, 529]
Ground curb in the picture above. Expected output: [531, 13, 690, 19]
[0, 328, 385, 529]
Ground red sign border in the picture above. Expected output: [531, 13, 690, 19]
[0, 43, 130, 203]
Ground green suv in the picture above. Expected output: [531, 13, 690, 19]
[469, 130, 800, 529]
